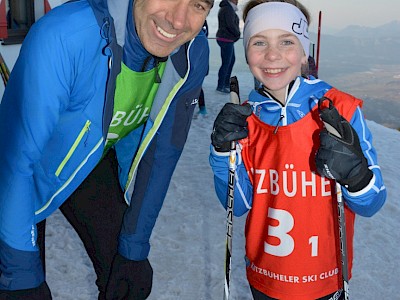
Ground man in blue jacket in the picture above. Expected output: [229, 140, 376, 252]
[0, 0, 213, 299]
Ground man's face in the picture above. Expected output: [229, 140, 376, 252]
[134, 0, 213, 57]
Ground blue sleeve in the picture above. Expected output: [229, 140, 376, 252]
[118, 134, 180, 260]
[0, 10, 74, 290]
[209, 144, 253, 217]
[342, 107, 386, 217]
[0, 240, 44, 290]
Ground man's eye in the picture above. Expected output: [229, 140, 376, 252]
[194, 2, 206, 11]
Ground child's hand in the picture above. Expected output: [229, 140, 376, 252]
[315, 113, 373, 192]
[211, 103, 252, 152]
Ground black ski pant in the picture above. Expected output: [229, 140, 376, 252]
[37, 149, 128, 299]
[250, 286, 344, 300]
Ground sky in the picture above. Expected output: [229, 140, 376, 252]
[205, 0, 400, 37]
[231, 0, 400, 32]
[299, 0, 400, 31]
[46, 0, 400, 31]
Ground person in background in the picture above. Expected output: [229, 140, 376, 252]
[302, 55, 318, 78]
[308, 55, 318, 78]
[198, 20, 209, 115]
[209, 0, 386, 299]
[0, 0, 213, 299]
[215, 0, 240, 93]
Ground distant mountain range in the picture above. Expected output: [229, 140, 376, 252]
[334, 20, 400, 38]
[309, 20, 400, 78]
[309, 21, 400, 129]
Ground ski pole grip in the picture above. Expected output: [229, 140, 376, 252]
[229, 76, 240, 150]
[324, 122, 342, 138]
[318, 97, 343, 138]
[230, 91, 240, 105]
[229, 76, 240, 105]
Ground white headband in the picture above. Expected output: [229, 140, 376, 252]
[243, 2, 310, 57]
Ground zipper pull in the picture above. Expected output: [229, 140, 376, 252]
[84, 122, 91, 147]
[155, 63, 161, 83]
[274, 115, 284, 134]
[154, 56, 167, 83]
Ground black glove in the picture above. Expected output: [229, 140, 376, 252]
[0, 282, 52, 300]
[316, 102, 373, 192]
[211, 103, 252, 152]
[105, 254, 153, 300]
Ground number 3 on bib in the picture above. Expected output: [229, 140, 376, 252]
[264, 207, 319, 257]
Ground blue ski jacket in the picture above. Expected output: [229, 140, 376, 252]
[0, 0, 209, 290]
[210, 77, 386, 217]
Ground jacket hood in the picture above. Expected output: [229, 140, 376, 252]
[87, 0, 131, 46]
[85, 0, 149, 70]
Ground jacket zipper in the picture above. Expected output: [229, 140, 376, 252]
[55, 120, 91, 177]
[124, 40, 194, 201]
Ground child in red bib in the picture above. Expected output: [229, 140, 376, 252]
[210, 1, 386, 299]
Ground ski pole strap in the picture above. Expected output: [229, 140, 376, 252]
[327, 289, 343, 300]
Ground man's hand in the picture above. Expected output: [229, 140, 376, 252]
[316, 106, 373, 192]
[211, 103, 252, 152]
[105, 254, 153, 300]
[0, 282, 52, 300]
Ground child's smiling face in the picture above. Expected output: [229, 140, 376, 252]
[247, 29, 308, 102]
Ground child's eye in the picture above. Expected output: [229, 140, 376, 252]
[281, 40, 295, 46]
[252, 40, 266, 47]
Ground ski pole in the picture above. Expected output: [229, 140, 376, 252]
[223, 76, 240, 300]
[0, 51, 10, 87]
[335, 182, 350, 300]
[318, 97, 350, 300]
[316, 10, 322, 76]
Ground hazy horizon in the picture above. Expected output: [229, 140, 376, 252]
[231, 0, 400, 31]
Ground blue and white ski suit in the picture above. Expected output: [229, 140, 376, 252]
[210, 77, 386, 217]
